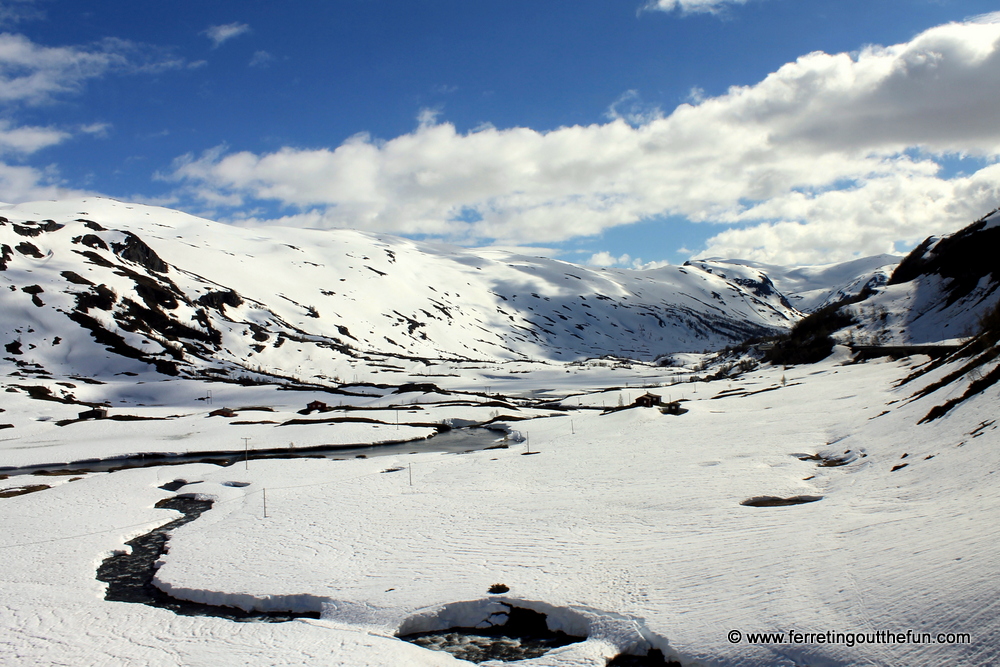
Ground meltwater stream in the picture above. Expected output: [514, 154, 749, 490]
[91, 429, 506, 623]
[3, 426, 508, 477]
[94, 494, 589, 662]
[92, 444, 679, 664]
[96, 494, 320, 622]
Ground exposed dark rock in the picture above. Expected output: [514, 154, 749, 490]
[0, 244, 11, 270]
[21, 284, 44, 307]
[116, 297, 221, 347]
[80, 219, 106, 231]
[12, 224, 42, 237]
[5, 340, 22, 355]
[73, 284, 117, 312]
[248, 323, 270, 342]
[889, 209, 1000, 306]
[131, 276, 180, 310]
[741, 495, 823, 507]
[197, 290, 243, 310]
[15, 241, 44, 258]
[112, 232, 168, 273]
[61, 270, 94, 285]
[77, 234, 109, 250]
[74, 249, 116, 267]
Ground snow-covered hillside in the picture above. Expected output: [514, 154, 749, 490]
[1, 198, 800, 385]
[841, 209, 1000, 346]
[690, 255, 902, 313]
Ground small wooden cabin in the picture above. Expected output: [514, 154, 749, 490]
[633, 393, 662, 408]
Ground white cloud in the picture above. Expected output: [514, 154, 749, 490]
[642, 0, 751, 15]
[606, 89, 663, 126]
[968, 11, 1000, 25]
[204, 22, 251, 48]
[0, 120, 68, 153]
[587, 251, 632, 267]
[0, 33, 188, 105]
[0, 161, 87, 202]
[249, 50, 273, 67]
[0, 33, 125, 104]
[0, 1, 43, 26]
[167, 19, 1000, 265]
[79, 121, 110, 137]
[586, 251, 670, 270]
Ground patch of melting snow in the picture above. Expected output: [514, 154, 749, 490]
[96, 490, 679, 665]
[397, 597, 680, 665]
[400, 604, 584, 663]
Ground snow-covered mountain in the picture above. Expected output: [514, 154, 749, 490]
[1, 198, 803, 384]
[842, 208, 1000, 346]
[690, 254, 901, 313]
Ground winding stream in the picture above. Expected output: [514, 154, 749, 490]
[86, 427, 665, 662]
[96, 494, 320, 622]
[2, 427, 506, 478]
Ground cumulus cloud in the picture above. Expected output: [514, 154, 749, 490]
[0, 162, 87, 202]
[0, 120, 68, 153]
[0, 33, 188, 105]
[642, 0, 751, 15]
[167, 19, 1000, 265]
[204, 22, 251, 48]
[586, 251, 671, 270]
[587, 251, 632, 267]
[605, 89, 663, 126]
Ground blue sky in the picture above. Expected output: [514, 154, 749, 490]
[2, 0, 1000, 267]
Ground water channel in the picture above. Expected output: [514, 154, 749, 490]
[0, 426, 509, 478]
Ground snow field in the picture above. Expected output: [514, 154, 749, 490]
[137, 357, 999, 665]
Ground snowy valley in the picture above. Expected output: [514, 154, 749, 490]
[1, 199, 999, 666]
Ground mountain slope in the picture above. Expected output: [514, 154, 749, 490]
[1, 198, 800, 383]
[689, 255, 902, 313]
[843, 209, 1000, 346]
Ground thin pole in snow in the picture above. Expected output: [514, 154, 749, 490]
[242, 437, 250, 469]
[571, 420, 575, 434]
[409, 463, 413, 487]
[263, 488, 267, 518]
[396, 409, 399, 430]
